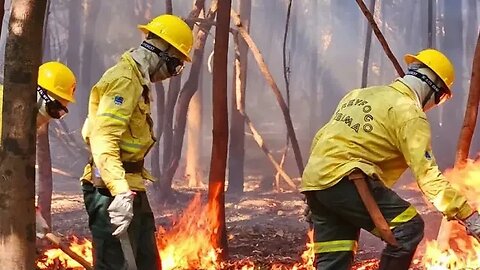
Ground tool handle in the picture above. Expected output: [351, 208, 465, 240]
[352, 178, 398, 247]
[44, 232, 93, 270]
[119, 233, 138, 270]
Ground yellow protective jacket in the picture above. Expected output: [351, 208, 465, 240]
[81, 52, 156, 196]
[301, 80, 474, 220]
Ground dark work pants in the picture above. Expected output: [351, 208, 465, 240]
[304, 178, 424, 270]
[82, 182, 161, 270]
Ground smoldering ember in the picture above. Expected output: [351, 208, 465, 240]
[0, 0, 479, 270]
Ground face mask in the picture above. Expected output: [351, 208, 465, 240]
[405, 69, 450, 111]
[140, 41, 185, 81]
[37, 87, 69, 119]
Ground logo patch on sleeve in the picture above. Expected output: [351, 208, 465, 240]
[113, 95, 124, 105]
[425, 151, 432, 160]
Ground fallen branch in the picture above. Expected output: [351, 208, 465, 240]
[355, 0, 404, 77]
[231, 9, 304, 176]
[44, 233, 93, 270]
[233, 34, 296, 189]
[243, 113, 297, 189]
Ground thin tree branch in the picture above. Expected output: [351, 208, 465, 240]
[355, 0, 404, 76]
[231, 9, 304, 176]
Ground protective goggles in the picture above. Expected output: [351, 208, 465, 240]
[141, 41, 185, 76]
[406, 69, 451, 105]
[37, 86, 69, 119]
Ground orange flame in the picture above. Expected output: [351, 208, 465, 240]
[420, 158, 480, 269]
[37, 159, 480, 270]
[36, 236, 92, 269]
[157, 193, 221, 270]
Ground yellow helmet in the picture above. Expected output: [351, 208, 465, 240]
[38, 61, 76, 103]
[138, 14, 194, 62]
[404, 49, 455, 96]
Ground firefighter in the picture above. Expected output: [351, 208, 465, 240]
[5, 61, 77, 238]
[79, 14, 193, 269]
[301, 48, 480, 270]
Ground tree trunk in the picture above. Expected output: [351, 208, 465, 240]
[467, 0, 480, 153]
[66, 0, 82, 87]
[80, 0, 101, 123]
[186, 89, 203, 187]
[455, 32, 480, 167]
[151, 83, 165, 179]
[275, 0, 293, 191]
[156, 1, 215, 201]
[227, 0, 250, 194]
[208, 0, 230, 260]
[0, 0, 10, 80]
[231, 10, 305, 176]
[0, 0, 4, 42]
[355, 0, 404, 77]
[427, 0, 434, 48]
[0, 0, 47, 268]
[156, 77, 181, 197]
[36, 123, 53, 227]
[165, 0, 172, 14]
[361, 0, 376, 88]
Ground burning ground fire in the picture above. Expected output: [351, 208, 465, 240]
[36, 159, 480, 269]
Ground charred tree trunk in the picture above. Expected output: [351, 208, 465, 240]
[186, 89, 203, 187]
[0, 0, 47, 268]
[151, 83, 165, 179]
[153, 0, 206, 199]
[162, 78, 181, 174]
[37, 123, 52, 227]
[156, 0, 215, 201]
[208, 0, 230, 260]
[361, 0, 376, 88]
[227, 0, 250, 194]
[275, 0, 293, 191]
[36, 1, 52, 228]
[80, 0, 101, 122]
[165, 0, 172, 14]
[66, 0, 81, 79]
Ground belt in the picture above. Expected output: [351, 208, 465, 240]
[89, 157, 144, 173]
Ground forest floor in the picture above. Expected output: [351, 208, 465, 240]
[40, 171, 444, 269]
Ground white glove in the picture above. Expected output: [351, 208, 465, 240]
[107, 191, 135, 236]
[35, 207, 49, 239]
[464, 211, 480, 238]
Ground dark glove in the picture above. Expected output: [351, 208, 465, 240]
[463, 211, 480, 240]
[303, 204, 312, 224]
[302, 195, 312, 224]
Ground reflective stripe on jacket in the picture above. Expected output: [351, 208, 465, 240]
[81, 51, 156, 196]
[301, 80, 473, 220]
